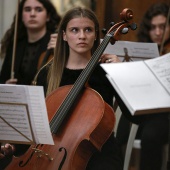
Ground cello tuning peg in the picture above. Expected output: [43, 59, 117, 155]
[130, 23, 137, 30]
[101, 28, 107, 34]
[110, 22, 115, 26]
[121, 27, 129, 34]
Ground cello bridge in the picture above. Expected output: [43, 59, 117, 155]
[32, 148, 54, 161]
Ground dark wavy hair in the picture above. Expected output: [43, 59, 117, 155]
[137, 3, 170, 42]
[0, 0, 61, 58]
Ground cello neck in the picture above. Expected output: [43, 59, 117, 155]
[50, 8, 136, 134]
[50, 34, 112, 134]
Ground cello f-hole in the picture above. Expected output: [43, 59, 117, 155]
[58, 147, 67, 170]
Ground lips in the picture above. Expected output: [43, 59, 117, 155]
[78, 42, 87, 46]
[29, 20, 37, 24]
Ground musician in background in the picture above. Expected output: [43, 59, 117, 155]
[136, 3, 170, 170]
[0, 0, 60, 169]
[137, 2, 170, 55]
[0, 0, 60, 85]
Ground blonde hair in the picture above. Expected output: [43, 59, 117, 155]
[46, 7, 100, 96]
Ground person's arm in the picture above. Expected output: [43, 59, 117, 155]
[47, 33, 58, 50]
[5, 79, 18, 84]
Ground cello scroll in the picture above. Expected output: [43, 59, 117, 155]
[104, 8, 137, 44]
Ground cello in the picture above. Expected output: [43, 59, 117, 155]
[5, 8, 137, 170]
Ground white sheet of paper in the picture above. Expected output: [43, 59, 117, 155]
[0, 85, 54, 145]
[102, 40, 160, 61]
[26, 86, 54, 144]
[145, 53, 170, 94]
[101, 53, 170, 115]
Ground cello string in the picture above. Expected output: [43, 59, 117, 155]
[49, 17, 133, 133]
[49, 31, 115, 133]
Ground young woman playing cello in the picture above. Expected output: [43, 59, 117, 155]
[1, 6, 126, 170]
[35, 6, 123, 170]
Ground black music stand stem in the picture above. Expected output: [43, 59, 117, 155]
[121, 47, 153, 62]
[122, 48, 133, 62]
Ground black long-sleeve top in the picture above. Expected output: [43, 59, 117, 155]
[37, 63, 141, 124]
[0, 32, 51, 85]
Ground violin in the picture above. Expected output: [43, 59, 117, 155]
[5, 8, 137, 170]
[160, 4, 170, 55]
[161, 39, 170, 55]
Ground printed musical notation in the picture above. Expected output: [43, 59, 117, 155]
[0, 85, 54, 145]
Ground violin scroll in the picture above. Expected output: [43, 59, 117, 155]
[120, 8, 133, 21]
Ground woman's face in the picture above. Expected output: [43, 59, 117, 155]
[149, 14, 170, 45]
[63, 17, 96, 56]
[22, 0, 49, 31]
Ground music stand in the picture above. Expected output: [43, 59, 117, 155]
[0, 102, 35, 145]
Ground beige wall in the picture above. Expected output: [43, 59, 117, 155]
[0, 0, 18, 69]
[51, 0, 91, 16]
[0, 0, 92, 40]
[0, 0, 18, 40]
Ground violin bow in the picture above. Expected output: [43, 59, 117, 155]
[11, 0, 20, 79]
[159, 0, 170, 56]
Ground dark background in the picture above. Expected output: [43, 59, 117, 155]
[94, 0, 169, 41]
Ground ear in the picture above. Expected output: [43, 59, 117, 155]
[63, 31, 67, 41]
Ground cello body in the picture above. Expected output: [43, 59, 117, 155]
[5, 85, 115, 170]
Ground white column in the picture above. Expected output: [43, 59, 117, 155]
[0, 0, 18, 40]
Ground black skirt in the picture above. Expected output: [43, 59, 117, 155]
[86, 133, 123, 170]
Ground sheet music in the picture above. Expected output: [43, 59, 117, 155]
[0, 103, 33, 143]
[100, 53, 170, 115]
[102, 40, 160, 61]
[0, 85, 54, 145]
[25, 86, 54, 144]
[145, 53, 170, 94]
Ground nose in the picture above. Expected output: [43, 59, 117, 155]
[79, 30, 86, 39]
[30, 9, 35, 16]
[155, 26, 162, 36]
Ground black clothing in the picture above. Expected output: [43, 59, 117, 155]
[138, 39, 170, 170]
[137, 113, 169, 170]
[36, 63, 124, 170]
[0, 32, 51, 85]
[37, 62, 141, 124]
[0, 32, 52, 170]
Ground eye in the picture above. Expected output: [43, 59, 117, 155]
[85, 27, 93, 32]
[159, 24, 165, 30]
[35, 7, 43, 12]
[150, 25, 156, 31]
[71, 28, 78, 33]
[24, 7, 31, 12]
